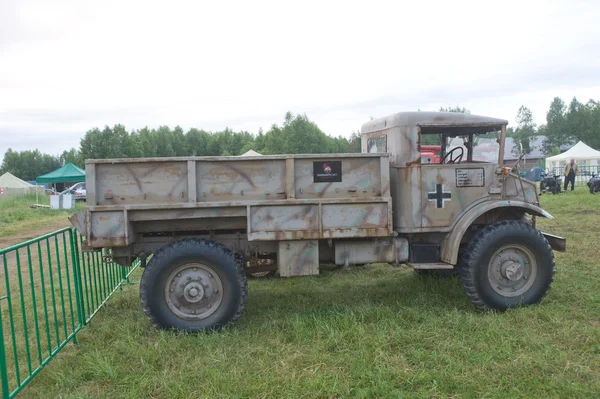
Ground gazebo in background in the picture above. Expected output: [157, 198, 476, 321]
[545, 141, 600, 181]
[36, 163, 86, 188]
[35, 163, 86, 207]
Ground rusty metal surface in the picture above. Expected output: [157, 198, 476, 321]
[68, 210, 87, 233]
[440, 199, 555, 265]
[127, 207, 247, 221]
[362, 126, 421, 167]
[322, 203, 388, 229]
[542, 232, 566, 252]
[196, 159, 286, 202]
[294, 157, 383, 199]
[250, 205, 318, 232]
[86, 153, 388, 164]
[79, 111, 564, 277]
[83, 153, 392, 249]
[390, 166, 422, 230]
[247, 227, 391, 242]
[89, 211, 127, 247]
[334, 237, 408, 266]
[95, 161, 189, 205]
[361, 112, 508, 135]
[278, 240, 319, 277]
[420, 164, 498, 228]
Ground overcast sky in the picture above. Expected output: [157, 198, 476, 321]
[1, 0, 599, 160]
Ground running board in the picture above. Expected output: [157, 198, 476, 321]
[408, 263, 454, 270]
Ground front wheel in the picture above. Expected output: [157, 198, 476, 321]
[459, 221, 555, 311]
[140, 238, 248, 332]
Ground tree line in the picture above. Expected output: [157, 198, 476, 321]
[509, 97, 600, 156]
[1, 112, 360, 181]
[1, 98, 599, 181]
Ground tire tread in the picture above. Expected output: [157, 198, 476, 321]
[139, 238, 248, 332]
[459, 220, 555, 311]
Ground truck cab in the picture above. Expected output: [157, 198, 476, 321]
[361, 112, 550, 265]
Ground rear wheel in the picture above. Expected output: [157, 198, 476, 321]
[460, 221, 555, 311]
[140, 238, 248, 332]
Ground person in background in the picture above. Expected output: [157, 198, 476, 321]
[563, 158, 578, 191]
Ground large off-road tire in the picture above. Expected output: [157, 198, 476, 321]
[459, 221, 555, 311]
[140, 238, 248, 332]
[415, 268, 459, 278]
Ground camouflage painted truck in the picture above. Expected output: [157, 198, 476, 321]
[70, 111, 566, 332]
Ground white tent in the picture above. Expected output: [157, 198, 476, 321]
[545, 141, 600, 179]
[241, 149, 262, 156]
[0, 172, 33, 188]
[0, 172, 41, 196]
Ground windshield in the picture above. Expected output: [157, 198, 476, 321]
[446, 133, 500, 163]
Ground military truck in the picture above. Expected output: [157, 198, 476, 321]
[70, 111, 566, 332]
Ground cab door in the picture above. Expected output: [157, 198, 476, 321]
[420, 164, 496, 228]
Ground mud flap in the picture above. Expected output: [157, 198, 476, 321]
[542, 232, 566, 252]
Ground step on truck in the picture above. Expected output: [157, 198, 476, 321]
[70, 111, 566, 332]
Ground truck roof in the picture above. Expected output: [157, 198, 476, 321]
[361, 111, 508, 135]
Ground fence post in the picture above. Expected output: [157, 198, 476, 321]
[0, 303, 10, 399]
[120, 264, 127, 289]
[69, 229, 86, 329]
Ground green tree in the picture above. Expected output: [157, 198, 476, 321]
[186, 128, 211, 156]
[346, 131, 361, 153]
[510, 105, 537, 156]
[542, 97, 568, 154]
[0, 148, 61, 181]
[59, 148, 83, 166]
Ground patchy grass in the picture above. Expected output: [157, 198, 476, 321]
[0, 195, 84, 243]
[9, 190, 600, 398]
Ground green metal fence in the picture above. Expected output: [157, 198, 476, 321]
[0, 228, 139, 398]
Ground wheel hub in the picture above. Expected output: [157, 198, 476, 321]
[164, 263, 223, 320]
[488, 245, 537, 297]
[184, 283, 205, 303]
[501, 261, 524, 281]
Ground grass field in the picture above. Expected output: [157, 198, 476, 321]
[0, 195, 84, 245]
[5, 190, 600, 398]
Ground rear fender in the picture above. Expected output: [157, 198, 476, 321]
[440, 200, 554, 265]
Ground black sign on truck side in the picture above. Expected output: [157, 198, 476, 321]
[313, 161, 342, 183]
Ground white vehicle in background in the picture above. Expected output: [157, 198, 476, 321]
[64, 182, 86, 201]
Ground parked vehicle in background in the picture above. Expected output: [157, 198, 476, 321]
[71, 111, 566, 333]
[420, 145, 441, 164]
[64, 182, 86, 201]
[520, 166, 545, 182]
[539, 171, 562, 195]
[588, 173, 600, 193]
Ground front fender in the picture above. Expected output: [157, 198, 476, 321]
[440, 200, 553, 265]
